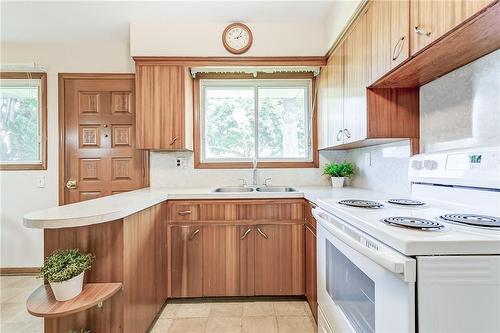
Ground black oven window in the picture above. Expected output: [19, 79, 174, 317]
[326, 240, 375, 333]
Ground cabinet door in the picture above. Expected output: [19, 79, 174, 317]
[254, 224, 304, 295]
[343, 12, 369, 144]
[135, 65, 192, 150]
[390, 0, 410, 69]
[202, 225, 254, 296]
[305, 224, 317, 323]
[410, 0, 491, 55]
[169, 225, 203, 297]
[368, 0, 392, 83]
[317, 63, 330, 150]
[328, 45, 345, 147]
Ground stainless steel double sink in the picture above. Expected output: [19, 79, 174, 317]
[213, 186, 297, 193]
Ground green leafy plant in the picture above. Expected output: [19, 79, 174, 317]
[39, 249, 94, 283]
[323, 161, 355, 178]
[68, 330, 91, 333]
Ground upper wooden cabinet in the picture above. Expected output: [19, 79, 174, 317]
[135, 64, 193, 150]
[410, 0, 491, 55]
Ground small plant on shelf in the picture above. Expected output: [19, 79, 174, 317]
[323, 161, 355, 188]
[39, 248, 94, 301]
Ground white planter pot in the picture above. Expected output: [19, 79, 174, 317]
[331, 177, 345, 188]
[49, 271, 84, 301]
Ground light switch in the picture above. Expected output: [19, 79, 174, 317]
[36, 175, 46, 188]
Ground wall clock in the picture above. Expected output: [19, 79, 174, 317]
[222, 23, 253, 54]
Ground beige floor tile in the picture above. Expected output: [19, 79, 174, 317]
[150, 318, 173, 332]
[273, 302, 308, 316]
[160, 302, 179, 318]
[276, 316, 316, 333]
[206, 316, 242, 333]
[242, 316, 278, 333]
[243, 301, 275, 317]
[169, 317, 208, 333]
[210, 302, 243, 317]
[176, 303, 211, 318]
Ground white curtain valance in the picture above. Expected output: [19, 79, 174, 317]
[190, 66, 320, 78]
[0, 62, 46, 72]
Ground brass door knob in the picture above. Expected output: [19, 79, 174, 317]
[66, 180, 77, 189]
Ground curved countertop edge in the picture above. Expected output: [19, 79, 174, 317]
[23, 186, 390, 229]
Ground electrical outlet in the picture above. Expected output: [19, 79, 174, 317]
[365, 152, 372, 166]
[175, 157, 187, 169]
[36, 175, 46, 188]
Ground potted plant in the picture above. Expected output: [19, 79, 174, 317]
[39, 249, 94, 301]
[323, 161, 355, 188]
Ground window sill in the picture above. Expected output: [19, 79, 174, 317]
[194, 161, 319, 169]
[0, 163, 47, 171]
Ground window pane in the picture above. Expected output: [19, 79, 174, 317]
[0, 82, 41, 163]
[258, 87, 307, 159]
[204, 88, 255, 159]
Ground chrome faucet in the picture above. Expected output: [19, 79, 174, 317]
[252, 158, 258, 186]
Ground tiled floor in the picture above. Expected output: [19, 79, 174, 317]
[0, 275, 317, 333]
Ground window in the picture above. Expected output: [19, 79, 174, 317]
[0, 72, 47, 170]
[199, 79, 315, 167]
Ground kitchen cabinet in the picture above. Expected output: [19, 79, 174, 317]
[169, 225, 203, 297]
[304, 201, 317, 322]
[368, 0, 410, 84]
[317, 61, 329, 149]
[410, 0, 491, 55]
[202, 225, 254, 296]
[327, 44, 345, 148]
[254, 224, 305, 296]
[135, 64, 193, 150]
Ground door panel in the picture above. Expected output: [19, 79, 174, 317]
[254, 224, 304, 295]
[202, 225, 254, 296]
[328, 45, 345, 147]
[169, 225, 203, 297]
[63, 76, 147, 204]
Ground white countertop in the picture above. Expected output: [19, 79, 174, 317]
[23, 186, 385, 229]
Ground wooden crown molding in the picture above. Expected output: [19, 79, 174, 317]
[132, 56, 327, 67]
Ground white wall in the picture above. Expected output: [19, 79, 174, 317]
[130, 22, 326, 56]
[0, 41, 134, 268]
[323, 0, 363, 54]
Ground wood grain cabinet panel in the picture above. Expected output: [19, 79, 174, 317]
[254, 224, 305, 296]
[168, 203, 200, 221]
[305, 224, 317, 323]
[202, 225, 254, 296]
[135, 64, 193, 150]
[169, 225, 203, 297]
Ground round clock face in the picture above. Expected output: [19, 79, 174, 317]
[223, 23, 253, 54]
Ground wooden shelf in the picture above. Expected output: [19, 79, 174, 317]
[27, 283, 122, 318]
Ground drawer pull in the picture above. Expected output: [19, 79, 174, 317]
[170, 136, 179, 145]
[189, 229, 200, 240]
[178, 210, 192, 216]
[336, 130, 343, 141]
[414, 25, 431, 37]
[240, 228, 252, 240]
[392, 36, 405, 61]
[256, 227, 268, 239]
[343, 128, 351, 138]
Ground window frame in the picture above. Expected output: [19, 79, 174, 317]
[0, 72, 47, 170]
[194, 76, 319, 169]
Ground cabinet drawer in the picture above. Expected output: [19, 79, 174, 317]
[169, 203, 200, 221]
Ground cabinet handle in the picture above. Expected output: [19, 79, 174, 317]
[336, 130, 343, 141]
[189, 229, 200, 240]
[414, 26, 431, 37]
[256, 227, 268, 239]
[178, 210, 192, 216]
[392, 36, 405, 61]
[344, 129, 351, 139]
[240, 228, 252, 240]
[170, 136, 179, 145]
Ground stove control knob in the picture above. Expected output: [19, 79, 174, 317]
[423, 159, 438, 170]
[411, 160, 423, 170]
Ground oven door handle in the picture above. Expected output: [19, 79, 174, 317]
[313, 208, 416, 282]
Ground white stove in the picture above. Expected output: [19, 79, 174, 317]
[314, 146, 500, 333]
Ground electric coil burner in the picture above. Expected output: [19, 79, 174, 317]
[388, 199, 426, 206]
[338, 199, 384, 208]
[381, 217, 444, 231]
[439, 214, 500, 228]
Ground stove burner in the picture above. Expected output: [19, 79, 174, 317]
[381, 217, 444, 230]
[439, 214, 500, 228]
[339, 199, 383, 209]
[388, 199, 426, 206]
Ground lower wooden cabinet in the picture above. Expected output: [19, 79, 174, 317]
[254, 224, 305, 296]
[305, 224, 318, 322]
[169, 225, 203, 297]
[202, 225, 255, 296]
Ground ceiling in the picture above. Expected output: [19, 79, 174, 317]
[1, 1, 337, 44]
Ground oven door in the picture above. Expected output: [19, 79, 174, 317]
[314, 208, 416, 333]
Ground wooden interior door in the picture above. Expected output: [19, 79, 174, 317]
[202, 225, 254, 296]
[62, 75, 147, 204]
[254, 224, 304, 296]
